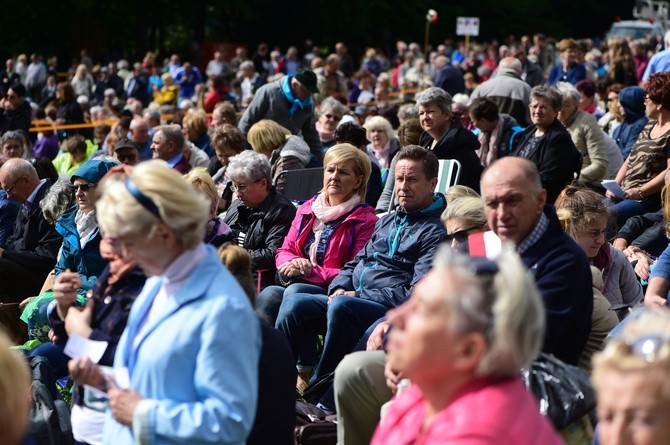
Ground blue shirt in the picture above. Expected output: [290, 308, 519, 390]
[546, 63, 586, 86]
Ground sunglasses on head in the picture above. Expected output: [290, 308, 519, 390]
[623, 334, 670, 364]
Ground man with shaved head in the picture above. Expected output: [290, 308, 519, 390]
[0, 158, 61, 302]
[480, 157, 592, 366]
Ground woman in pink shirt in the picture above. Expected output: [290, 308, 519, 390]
[372, 245, 565, 445]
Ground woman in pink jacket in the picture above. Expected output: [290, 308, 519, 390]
[372, 245, 564, 445]
[257, 144, 377, 384]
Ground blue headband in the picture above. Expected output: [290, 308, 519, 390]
[124, 177, 162, 220]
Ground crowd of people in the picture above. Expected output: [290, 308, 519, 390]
[1, 30, 670, 445]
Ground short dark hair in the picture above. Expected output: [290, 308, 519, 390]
[9, 83, 26, 98]
[334, 122, 368, 148]
[469, 98, 500, 122]
[396, 145, 439, 180]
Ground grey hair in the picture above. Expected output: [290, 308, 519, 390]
[226, 150, 272, 186]
[1, 130, 27, 153]
[154, 124, 185, 153]
[398, 103, 419, 122]
[363, 116, 395, 140]
[239, 60, 255, 72]
[441, 196, 486, 228]
[40, 180, 74, 224]
[530, 84, 562, 111]
[433, 244, 545, 378]
[555, 81, 582, 105]
[319, 97, 348, 118]
[414, 86, 453, 113]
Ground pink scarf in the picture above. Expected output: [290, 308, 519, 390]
[476, 119, 504, 167]
[308, 193, 360, 264]
[316, 120, 335, 144]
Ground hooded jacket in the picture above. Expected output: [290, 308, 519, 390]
[329, 194, 447, 308]
[613, 86, 648, 159]
[270, 135, 312, 194]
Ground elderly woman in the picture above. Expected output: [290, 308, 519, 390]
[556, 81, 609, 188]
[606, 72, 670, 228]
[223, 150, 296, 288]
[68, 160, 261, 445]
[257, 144, 377, 384]
[182, 108, 213, 157]
[512, 85, 582, 203]
[316, 97, 347, 151]
[415, 87, 481, 190]
[183, 169, 233, 247]
[363, 116, 401, 183]
[150, 73, 178, 107]
[371, 245, 563, 444]
[592, 308, 670, 445]
[1, 130, 28, 159]
[247, 119, 311, 194]
[547, 38, 586, 86]
[208, 124, 246, 212]
[440, 196, 488, 250]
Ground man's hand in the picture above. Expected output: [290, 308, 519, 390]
[366, 321, 390, 351]
[328, 288, 355, 304]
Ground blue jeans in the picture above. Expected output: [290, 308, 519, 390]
[258, 283, 326, 372]
[610, 198, 647, 229]
[28, 341, 71, 378]
[276, 294, 388, 382]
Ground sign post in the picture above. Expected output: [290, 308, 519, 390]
[456, 17, 480, 54]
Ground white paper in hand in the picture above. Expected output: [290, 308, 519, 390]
[602, 180, 625, 199]
[64, 333, 108, 363]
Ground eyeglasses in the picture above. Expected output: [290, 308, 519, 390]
[623, 334, 669, 364]
[74, 183, 96, 192]
[230, 178, 262, 193]
[445, 225, 484, 244]
[4, 178, 20, 195]
[323, 113, 342, 121]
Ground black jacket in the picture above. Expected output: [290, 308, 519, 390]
[513, 119, 581, 203]
[2, 180, 62, 273]
[0, 100, 32, 134]
[224, 187, 296, 273]
[617, 209, 667, 257]
[419, 118, 483, 192]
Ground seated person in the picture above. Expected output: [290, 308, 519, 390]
[371, 245, 563, 444]
[469, 98, 522, 167]
[592, 308, 670, 445]
[275, 146, 447, 386]
[0, 159, 62, 303]
[183, 169, 234, 247]
[0, 156, 19, 246]
[223, 150, 296, 288]
[256, 144, 378, 388]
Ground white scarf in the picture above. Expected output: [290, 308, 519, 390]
[308, 193, 360, 264]
[75, 209, 97, 249]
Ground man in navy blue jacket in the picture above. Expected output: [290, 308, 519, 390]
[480, 157, 592, 365]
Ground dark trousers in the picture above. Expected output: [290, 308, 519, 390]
[0, 258, 49, 303]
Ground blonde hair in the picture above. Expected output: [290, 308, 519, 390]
[182, 108, 208, 140]
[445, 185, 480, 203]
[247, 120, 291, 156]
[592, 308, 670, 397]
[441, 196, 486, 228]
[322, 143, 371, 202]
[183, 169, 218, 211]
[0, 333, 30, 444]
[95, 160, 209, 250]
[217, 243, 256, 306]
[363, 115, 395, 141]
[433, 244, 545, 378]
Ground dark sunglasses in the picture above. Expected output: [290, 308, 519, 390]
[74, 183, 96, 192]
[445, 225, 483, 244]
